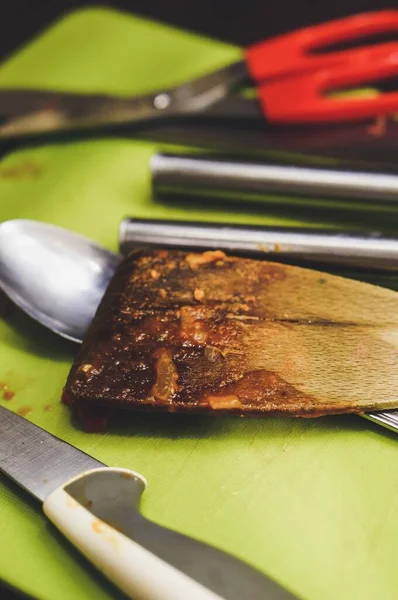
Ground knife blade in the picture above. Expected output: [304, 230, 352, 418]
[0, 406, 298, 600]
[0, 404, 103, 501]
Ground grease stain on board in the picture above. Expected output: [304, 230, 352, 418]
[0, 382, 15, 401]
[0, 161, 42, 180]
[16, 406, 32, 417]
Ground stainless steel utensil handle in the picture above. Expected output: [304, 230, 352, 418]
[363, 411, 398, 433]
[151, 152, 398, 205]
[119, 218, 398, 271]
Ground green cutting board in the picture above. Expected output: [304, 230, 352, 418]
[1, 8, 398, 600]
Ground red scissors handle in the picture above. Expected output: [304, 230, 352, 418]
[260, 44, 398, 122]
[245, 10, 398, 81]
[245, 10, 398, 122]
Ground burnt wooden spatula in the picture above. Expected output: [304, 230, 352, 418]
[64, 249, 398, 429]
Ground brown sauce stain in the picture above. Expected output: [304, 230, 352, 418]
[44, 404, 53, 411]
[17, 406, 32, 417]
[92, 519, 104, 534]
[0, 381, 16, 401]
[0, 160, 42, 180]
[62, 249, 313, 429]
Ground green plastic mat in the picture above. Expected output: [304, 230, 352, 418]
[1, 8, 398, 600]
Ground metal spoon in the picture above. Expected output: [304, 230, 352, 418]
[0, 219, 119, 343]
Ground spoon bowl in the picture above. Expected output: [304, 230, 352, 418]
[0, 220, 120, 343]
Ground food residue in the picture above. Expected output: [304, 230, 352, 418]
[193, 288, 205, 302]
[185, 250, 226, 270]
[17, 406, 32, 417]
[65, 247, 388, 430]
[256, 243, 281, 253]
[0, 382, 15, 401]
[92, 519, 104, 534]
[207, 395, 242, 410]
[44, 404, 53, 411]
[180, 306, 209, 344]
[151, 348, 179, 403]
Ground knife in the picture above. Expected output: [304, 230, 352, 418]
[0, 406, 298, 600]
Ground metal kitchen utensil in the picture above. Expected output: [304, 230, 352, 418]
[0, 10, 397, 140]
[0, 219, 120, 343]
[119, 217, 398, 272]
[150, 152, 398, 206]
[0, 405, 298, 600]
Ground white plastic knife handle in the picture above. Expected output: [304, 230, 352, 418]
[43, 468, 297, 600]
[44, 469, 220, 600]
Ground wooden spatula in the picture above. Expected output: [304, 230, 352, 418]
[64, 249, 398, 427]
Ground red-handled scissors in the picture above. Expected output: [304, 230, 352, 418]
[0, 9, 396, 140]
[245, 9, 398, 122]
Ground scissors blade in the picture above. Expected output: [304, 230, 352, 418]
[0, 85, 396, 170]
[0, 62, 247, 139]
[0, 88, 165, 137]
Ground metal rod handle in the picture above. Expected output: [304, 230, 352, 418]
[119, 218, 398, 271]
[151, 152, 398, 205]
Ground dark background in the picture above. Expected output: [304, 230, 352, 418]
[0, 0, 394, 598]
[0, 0, 396, 60]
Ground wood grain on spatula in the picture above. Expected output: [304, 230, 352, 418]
[64, 249, 398, 424]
